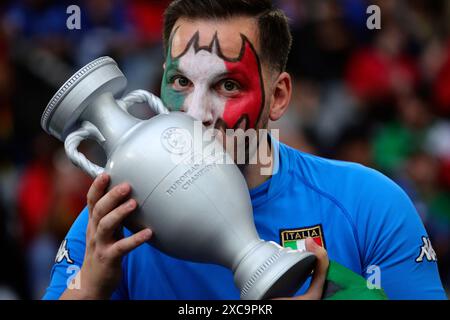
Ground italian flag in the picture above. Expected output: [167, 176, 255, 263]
[284, 237, 323, 251]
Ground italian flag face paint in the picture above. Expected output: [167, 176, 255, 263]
[161, 32, 265, 130]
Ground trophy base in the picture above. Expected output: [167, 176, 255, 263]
[235, 241, 316, 300]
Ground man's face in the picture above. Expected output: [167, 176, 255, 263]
[161, 17, 269, 131]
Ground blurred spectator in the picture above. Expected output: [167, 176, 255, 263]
[372, 92, 432, 175]
[287, 0, 355, 81]
[0, 188, 28, 299]
[17, 134, 59, 244]
[73, 0, 133, 66]
[16, 134, 91, 298]
[433, 40, 450, 115]
[346, 21, 418, 103]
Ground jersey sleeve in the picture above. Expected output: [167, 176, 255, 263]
[41, 207, 128, 300]
[353, 168, 447, 299]
[42, 207, 89, 300]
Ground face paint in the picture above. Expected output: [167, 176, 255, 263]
[161, 29, 265, 130]
[161, 41, 185, 112]
[221, 39, 264, 130]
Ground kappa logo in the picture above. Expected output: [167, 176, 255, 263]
[415, 236, 437, 263]
[55, 239, 74, 264]
[280, 224, 326, 251]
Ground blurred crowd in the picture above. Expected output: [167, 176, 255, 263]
[0, 0, 448, 299]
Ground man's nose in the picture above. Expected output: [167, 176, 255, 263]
[185, 95, 214, 127]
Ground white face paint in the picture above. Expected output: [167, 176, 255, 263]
[177, 44, 229, 127]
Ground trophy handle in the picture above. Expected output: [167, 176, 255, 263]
[63, 90, 168, 179]
[65, 121, 106, 178]
[117, 89, 169, 117]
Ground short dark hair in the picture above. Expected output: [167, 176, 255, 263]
[163, 0, 292, 72]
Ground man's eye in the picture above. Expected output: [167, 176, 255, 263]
[171, 76, 191, 89]
[219, 80, 240, 93]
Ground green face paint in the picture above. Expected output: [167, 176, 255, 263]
[161, 43, 185, 112]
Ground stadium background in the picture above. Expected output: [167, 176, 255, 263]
[0, 0, 449, 299]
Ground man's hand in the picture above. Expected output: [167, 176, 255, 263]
[273, 238, 329, 300]
[60, 174, 152, 300]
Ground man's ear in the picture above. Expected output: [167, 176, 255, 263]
[269, 72, 292, 122]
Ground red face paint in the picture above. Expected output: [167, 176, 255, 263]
[222, 39, 265, 129]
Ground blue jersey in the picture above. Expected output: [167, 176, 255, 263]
[43, 140, 446, 300]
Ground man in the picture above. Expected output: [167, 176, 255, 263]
[43, 0, 446, 300]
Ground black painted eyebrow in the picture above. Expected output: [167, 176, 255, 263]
[169, 27, 251, 63]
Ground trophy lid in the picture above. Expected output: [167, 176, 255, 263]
[41, 56, 127, 141]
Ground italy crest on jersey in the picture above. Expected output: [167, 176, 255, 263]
[280, 224, 326, 251]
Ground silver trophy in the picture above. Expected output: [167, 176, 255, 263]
[41, 56, 316, 300]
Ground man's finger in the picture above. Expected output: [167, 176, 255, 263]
[299, 238, 329, 300]
[271, 238, 329, 301]
[96, 199, 137, 242]
[86, 174, 110, 215]
[109, 229, 152, 259]
[91, 183, 131, 227]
